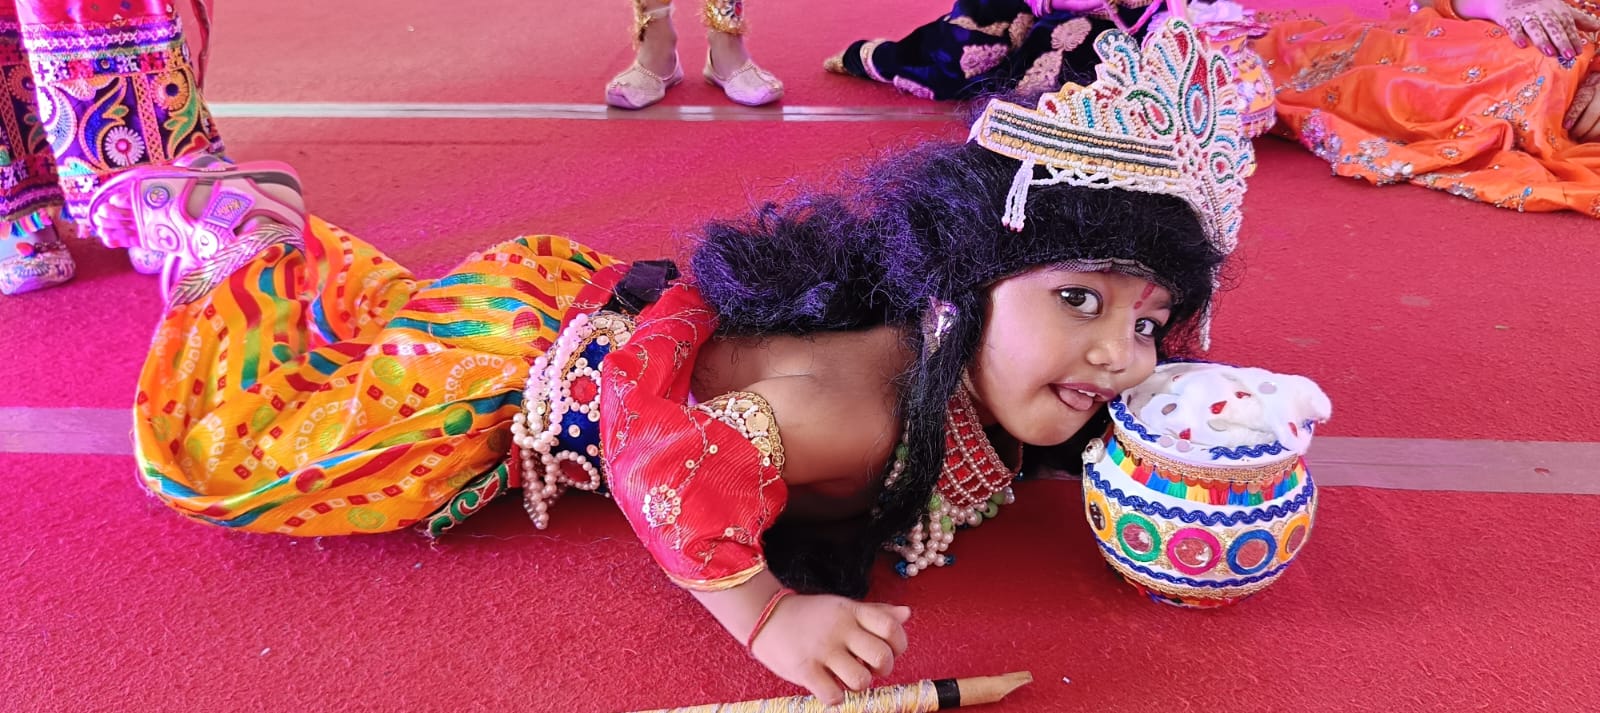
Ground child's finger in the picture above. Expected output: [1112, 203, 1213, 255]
[855, 604, 910, 656]
[799, 664, 846, 706]
[847, 630, 896, 677]
[827, 653, 875, 693]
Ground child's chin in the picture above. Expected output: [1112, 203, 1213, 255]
[1026, 418, 1091, 447]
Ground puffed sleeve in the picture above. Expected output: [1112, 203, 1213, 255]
[598, 285, 789, 591]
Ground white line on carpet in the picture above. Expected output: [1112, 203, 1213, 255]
[209, 101, 962, 122]
[2, 407, 1594, 495]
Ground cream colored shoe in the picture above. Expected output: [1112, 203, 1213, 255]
[605, 58, 684, 110]
[703, 53, 784, 107]
[605, 4, 682, 110]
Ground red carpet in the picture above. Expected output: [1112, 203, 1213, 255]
[198, 0, 1393, 107]
[7, 0, 1597, 710]
[7, 452, 1597, 712]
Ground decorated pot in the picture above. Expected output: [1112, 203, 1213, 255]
[1081, 362, 1331, 608]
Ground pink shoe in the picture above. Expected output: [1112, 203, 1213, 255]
[704, 53, 783, 107]
[606, 58, 684, 110]
[87, 160, 308, 301]
[121, 153, 232, 276]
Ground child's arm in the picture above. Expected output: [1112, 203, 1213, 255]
[691, 373, 911, 705]
[595, 286, 911, 703]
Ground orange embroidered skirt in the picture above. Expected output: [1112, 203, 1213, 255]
[1257, 8, 1600, 216]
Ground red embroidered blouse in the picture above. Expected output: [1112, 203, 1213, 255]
[595, 285, 790, 591]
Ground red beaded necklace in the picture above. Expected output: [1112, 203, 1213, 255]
[939, 386, 1022, 509]
[888, 383, 1023, 577]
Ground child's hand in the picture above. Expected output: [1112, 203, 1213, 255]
[748, 594, 911, 705]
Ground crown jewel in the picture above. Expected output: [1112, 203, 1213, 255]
[969, 17, 1255, 255]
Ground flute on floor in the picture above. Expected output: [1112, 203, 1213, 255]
[629, 671, 1033, 713]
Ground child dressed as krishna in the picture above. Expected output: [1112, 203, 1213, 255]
[93, 13, 1254, 704]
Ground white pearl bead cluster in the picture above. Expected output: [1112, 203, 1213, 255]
[889, 483, 1016, 577]
[885, 388, 1020, 577]
[511, 311, 635, 529]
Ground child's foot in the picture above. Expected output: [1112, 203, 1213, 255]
[606, 3, 683, 110]
[704, 31, 783, 106]
[824, 40, 885, 81]
[0, 222, 75, 296]
[116, 152, 234, 275]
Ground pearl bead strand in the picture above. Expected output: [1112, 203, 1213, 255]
[511, 311, 633, 529]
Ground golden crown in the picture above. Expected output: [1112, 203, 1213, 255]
[969, 17, 1255, 255]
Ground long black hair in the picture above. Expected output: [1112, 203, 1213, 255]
[689, 140, 1228, 596]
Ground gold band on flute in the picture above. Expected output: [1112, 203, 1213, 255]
[628, 671, 1033, 713]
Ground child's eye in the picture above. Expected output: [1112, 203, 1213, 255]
[1135, 318, 1163, 338]
[1059, 287, 1102, 314]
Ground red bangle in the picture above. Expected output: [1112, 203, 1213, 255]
[745, 587, 796, 650]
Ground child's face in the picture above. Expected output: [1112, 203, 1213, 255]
[969, 266, 1173, 446]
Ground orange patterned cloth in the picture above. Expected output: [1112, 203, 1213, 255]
[135, 219, 621, 536]
[1255, 6, 1600, 216]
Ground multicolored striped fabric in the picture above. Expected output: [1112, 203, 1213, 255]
[134, 218, 619, 535]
